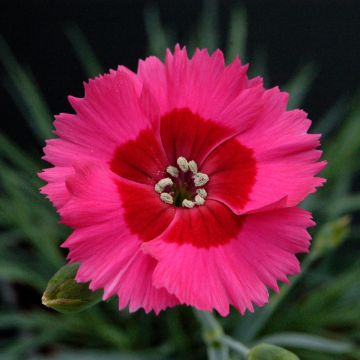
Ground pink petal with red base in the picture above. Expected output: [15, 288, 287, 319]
[144, 207, 313, 315]
[39, 46, 327, 316]
[44, 67, 151, 169]
[39, 167, 73, 208]
[61, 161, 178, 313]
[110, 128, 169, 186]
[202, 87, 326, 214]
[159, 108, 232, 166]
[201, 137, 257, 212]
[138, 45, 255, 121]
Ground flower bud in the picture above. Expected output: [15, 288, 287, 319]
[248, 344, 299, 360]
[42, 263, 102, 313]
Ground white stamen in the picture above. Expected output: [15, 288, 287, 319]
[196, 188, 208, 199]
[177, 156, 189, 172]
[182, 199, 195, 208]
[166, 165, 179, 178]
[160, 192, 174, 204]
[194, 194, 205, 205]
[188, 160, 198, 174]
[193, 172, 209, 187]
[155, 177, 173, 193]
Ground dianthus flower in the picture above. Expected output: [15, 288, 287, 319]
[40, 46, 325, 316]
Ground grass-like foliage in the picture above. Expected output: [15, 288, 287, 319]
[0, 3, 359, 360]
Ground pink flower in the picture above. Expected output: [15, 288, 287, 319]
[40, 46, 326, 316]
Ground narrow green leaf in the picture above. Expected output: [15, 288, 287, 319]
[313, 97, 347, 136]
[0, 260, 46, 290]
[219, 335, 249, 356]
[323, 94, 360, 178]
[144, 5, 173, 58]
[65, 24, 103, 78]
[257, 333, 353, 354]
[283, 63, 316, 109]
[226, 5, 247, 61]
[190, 0, 219, 54]
[236, 252, 317, 342]
[0, 37, 53, 141]
[0, 330, 61, 359]
[0, 133, 39, 173]
[0, 162, 63, 266]
[312, 216, 351, 256]
[248, 49, 269, 87]
[267, 262, 360, 335]
[0, 311, 60, 330]
[334, 193, 360, 216]
[29, 350, 161, 360]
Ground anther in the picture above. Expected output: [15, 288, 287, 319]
[160, 192, 174, 204]
[194, 195, 205, 205]
[177, 156, 189, 172]
[188, 160, 198, 174]
[155, 177, 173, 193]
[166, 165, 179, 178]
[193, 173, 209, 187]
[196, 188, 208, 198]
[182, 199, 195, 208]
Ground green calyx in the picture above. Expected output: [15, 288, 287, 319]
[42, 263, 102, 313]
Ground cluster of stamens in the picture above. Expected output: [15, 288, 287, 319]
[154, 156, 209, 208]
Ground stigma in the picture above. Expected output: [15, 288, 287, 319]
[154, 156, 209, 208]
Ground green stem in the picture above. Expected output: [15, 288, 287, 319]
[194, 310, 249, 359]
[220, 335, 249, 356]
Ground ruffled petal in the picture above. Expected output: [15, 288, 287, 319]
[242, 149, 326, 213]
[238, 88, 310, 153]
[61, 161, 178, 314]
[138, 45, 255, 122]
[237, 95, 326, 212]
[39, 167, 73, 208]
[203, 87, 325, 214]
[143, 207, 314, 315]
[44, 67, 150, 168]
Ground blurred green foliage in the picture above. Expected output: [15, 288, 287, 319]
[0, 3, 359, 360]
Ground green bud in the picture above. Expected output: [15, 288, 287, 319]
[248, 344, 299, 360]
[42, 263, 102, 313]
[313, 216, 350, 255]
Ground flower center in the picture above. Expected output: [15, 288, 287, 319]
[154, 156, 209, 208]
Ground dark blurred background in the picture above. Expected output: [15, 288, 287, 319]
[1, 0, 360, 145]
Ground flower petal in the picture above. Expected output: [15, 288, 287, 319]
[144, 207, 313, 315]
[204, 87, 326, 214]
[61, 161, 178, 313]
[160, 108, 233, 166]
[44, 67, 150, 168]
[138, 45, 256, 121]
[237, 101, 327, 213]
[145, 200, 243, 248]
[110, 128, 168, 186]
[39, 166, 73, 208]
[117, 176, 176, 242]
[201, 137, 257, 213]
